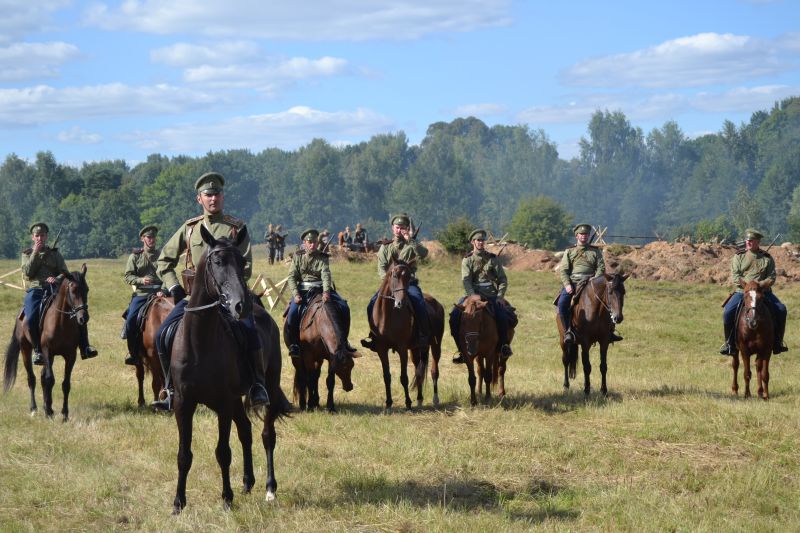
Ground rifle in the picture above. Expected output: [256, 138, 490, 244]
[50, 228, 62, 250]
[409, 218, 422, 241]
[764, 233, 781, 254]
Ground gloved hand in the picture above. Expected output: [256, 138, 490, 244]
[170, 285, 187, 302]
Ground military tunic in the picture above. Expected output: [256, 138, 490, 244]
[124, 246, 161, 296]
[287, 250, 332, 298]
[462, 250, 507, 298]
[354, 229, 367, 245]
[731, 249, 776, 291]
[558, 245, 605, 287]
[21, 246, 68, 288]
[376, 237, 428, 279]
[157, 212, 251, 291]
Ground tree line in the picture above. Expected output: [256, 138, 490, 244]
[1, 96, 798, 259]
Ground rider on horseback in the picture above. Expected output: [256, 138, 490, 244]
[719, 228, 788, 356]
[285, 228, 355, 357]
[450, 229, 514, 364]
[121, 225, 162, 366]
[151, 172, 269, 411]
[362, 213, 431, 351]
[556, 223, 623, 345]
[21, 222, 98, 365]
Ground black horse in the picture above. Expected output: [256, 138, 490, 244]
[170, 225, 291, 514]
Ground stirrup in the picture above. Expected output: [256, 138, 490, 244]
[151, 388, 173, 412]
[80, 345, 98, 360]
[32, 350, 45, 366]
[563, 330, 575, 344]
[124, 354, 138, 366]
[288, 344, 301, 357]
[500, 344, 513, 359]
[248, 382, 270, 408]
[719, 342, 735, 356]
[452, 353, 465, 364]
[773, 342, 788, 355]
[610, 332, 624, 342]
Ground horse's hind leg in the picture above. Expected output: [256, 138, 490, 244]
[41, 357, 56, 418]
[399, 350, 412, 410]
[731, 353, 739, 396]
[742, 353, 752, 399]
[430, 340, 441, 407]
[581, 344, 592, 397]
[135, 361, 146, 407]
[262, 411, 278, 501]
[378, 350, 393, 410]
[23, 350, 37, 414]
[562, 347, 570, 389]
[215, 413, 234, 510]
[599, 343, 609, 396]
[757, 357, 770, 400]
[232, 402, 255, 493]
[466, 358, 478, 406]
[172, 400, 197, 515]
[309, 367, 321, 410]
[325, 364, 337, 413]
[61, 355, 76, 422]
[481, 356, 492, 404]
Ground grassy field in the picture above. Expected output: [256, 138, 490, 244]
[1, 249, 799, 532]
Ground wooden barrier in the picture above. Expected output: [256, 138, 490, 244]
[251, 274, 289, 311]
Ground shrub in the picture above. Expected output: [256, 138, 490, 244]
[436, 217, 475, 255]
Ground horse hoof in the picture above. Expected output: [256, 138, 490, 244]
[432, 395, 440, 407]
[222, 499, 232, 511]
[171, 506, 182, 516]
[265, 491, 277, 502]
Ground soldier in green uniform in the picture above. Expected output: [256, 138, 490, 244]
[121, 225, 161, 365]
[151, 172, 268, 410]
[450, 229, 514, 364]
[353, 222, 368, 251]
[21, 222, 98, 365]
[361, 213, 431, 350]
[285, 229, 355, 356]
[556, 223, 623, 345]
[719, 228, 788, 355]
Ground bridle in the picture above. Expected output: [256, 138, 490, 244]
[591, 275, 623, 324]
[185, 247, 238, 313]
[55, 276, 89, 320]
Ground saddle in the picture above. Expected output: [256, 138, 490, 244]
[17, 285, 59, 333]
[552, 278, 590, 307]
[157, 307, 249, 361]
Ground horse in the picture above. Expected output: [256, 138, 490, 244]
[456, 295, 515, 406]
[169, 225, 291, 514]
[286, 293, 358, 412]
[368, 260, 444, 410]
[557, 272, 628, 396]
[4, 265, 90, 421]
[132, 295, 174, 408]
[732, 279, 773, 400]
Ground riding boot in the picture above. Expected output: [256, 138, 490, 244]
[32, 340, 45, 366]
[124, 336, 139, 366]
[247, 350, 270, 408]
[151, 349, 173, 411]
[773, 319, 788, 354]
[719, 322, 736, 356]
[341, 310, 356, 352]
[452, 335, 466, 364]
[78, 324, 98, 360]
[560, 313, 575, 344]
[610, 326, 624, 342]
[360, 335, 376, 351]
[500, 344, 513, 360]
[119, 321, 127, 340]
[287, 328, 301, 358]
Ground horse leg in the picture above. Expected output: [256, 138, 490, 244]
[761, 356, 770, 401]
[742, 353, 752, 399]
[399, 349, 412, 410]
[293, 363, 308, 411]
[581, 344, 592, 397]
[135, 361, 146, 408]
[414, 349, 424, 408]
[498, 359, 506, 398]
[262, 410, 279, 501]
[430, 341, 440, 407]
[599, 342, 609, 397]
[61, 355, 76, 422]
[215, 412, 235, 510]
[731, 352, 739, 396]
[466, 357, 478, 407]
[481, 356, 492, 404]
[172, 399, 197, 515]
[562, 346, 570, 390]
[325, 363, 337, 413]
[309, 366, 321, 410]
[232, 401, 255, 493]
[41, 355, 56, 418]
[23, 349, 37, 414]
[378, 350, 393, 410]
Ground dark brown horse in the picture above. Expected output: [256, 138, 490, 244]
[367, 260, 444, 410]
[558, 272, 628, 396]
[286, 293, 358, 412]
[133, 295, 174, 408]
[170, 226, 291, 514]
[732, 280, 773, 400]
[4, 265, 90, 421]
[456, 295, 515, 406]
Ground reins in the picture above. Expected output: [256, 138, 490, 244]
[54, 278, 88, 320]
[185, 248, 231, 313]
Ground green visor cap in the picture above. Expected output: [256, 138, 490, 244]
[744, 228, 764, 240]
[301, 229, 320, 242]
[195, 172, 225, 194]
[390, 213, 410, 227]
[139, 225, 158, 238]
[573, 223, 592, 235]
[469, 229, 487, 241]
[30, 222, 49, 235]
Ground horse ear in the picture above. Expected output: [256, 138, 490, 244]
[235, 225, 248, 247]
[200, 224, 216, 247]
[81, 263, 87, 276]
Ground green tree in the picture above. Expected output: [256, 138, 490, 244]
[435, 217, 475, 254]
[507, 196, 572, 250]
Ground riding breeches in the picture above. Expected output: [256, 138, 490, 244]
[124, 295, 149, 355]
[556, 287, 573, 328]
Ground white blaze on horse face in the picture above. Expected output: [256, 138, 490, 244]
[749, 290, 757, 308]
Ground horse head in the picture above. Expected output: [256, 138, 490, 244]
[386, 259, 414, 310]
[605, 272, 628, 326]
[458, 295, 489, 357]
[61, 263, 90, 325]
[199, 224, 252, 320]
[332, 350, 355, 392]
[740, 278, 768, 330]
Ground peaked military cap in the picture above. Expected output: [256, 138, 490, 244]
[744, 228, 764, 240]
[301, 229, 320, 242]
[30, 222, 49, 235]
[469, 229, 487, 242]
[195, 172, 225, 194]
[139, 225, 158, 238]
[391, 213, 410, 227]
[573, 223, 592, 235]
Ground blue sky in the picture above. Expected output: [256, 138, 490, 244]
[1, 0, 798, 166]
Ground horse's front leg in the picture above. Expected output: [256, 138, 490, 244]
[742, 353, 752, 399]
[399, 349, 412, 410]
[562, 346, 570, 389]
[756, 356, 770, 400]
[378, 349, 393, 411]
[480, 355, 492, 404]
[215, 412, 234, 510]
[232, 402, 255, 493]
[581, 344, 592, 397]
[731, 352, 739, 396]
[40, 354, 56, 418]
[61, 353, 76, 422]
[309, 366, 321, 410]
[23, 349, 37, 414]
[430, 342, 440, 407]
[262, 411, 279, 501]
[135, 360, 146, 408]
[498, 358, 507, 398]
[172, 399, 197, 515]
[599, 342, 609, 396]
[466, 357, 478, 406]
[325, 360, 337, 413]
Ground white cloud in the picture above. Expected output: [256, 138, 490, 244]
[0, 41, 80, 81]
[0, 83, 226, 126]
[562, 32, 787, 88]
[151, 41, 262, 67]
[84, 0, 512, 40]
[56, 126, 102, 144]
[126, 106, 395, 152]
[451, 103, 508, 118]
[0, 1, 70, 44]
[691, 85, 800, 113]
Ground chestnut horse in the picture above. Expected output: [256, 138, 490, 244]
[732, 280, 773, 400]
[169, 226, 291, 514]
[558, 272, 628, 396]
[286, 293, 358, 412]
[4, 266, 90, 421]
[456, 295, 515, 406]
[133, 295, 174, 408]
[367, 260, 444, 410]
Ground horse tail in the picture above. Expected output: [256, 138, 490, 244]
[4, 325, 20, 392]
[264, 313, 292, 420]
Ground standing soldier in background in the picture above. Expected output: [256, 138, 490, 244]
[556, 223, 623, 345]
[275, 224, 286, 262]
[719, 228, 788, 355]
[21, 222, 98, 365]
[151, 172, 269, 411]
[121, 225, 161, 366]
[265, 223, 278, 265]
[353, 223, 368, 251]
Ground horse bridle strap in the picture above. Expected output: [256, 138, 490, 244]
[54, 279, 88, 319]
[185, 248, 231, 312]
[591, 277, 614, 315]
